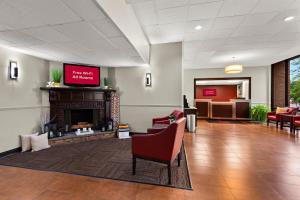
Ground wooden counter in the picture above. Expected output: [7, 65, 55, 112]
[195, 99, 250, 120]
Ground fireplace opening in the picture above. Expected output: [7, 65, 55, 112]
[70, 109, 93, 130]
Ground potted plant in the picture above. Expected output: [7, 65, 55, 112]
[51, 69, 62, 87]
[102, 77, 109, 89]
[250, 104, 270, 122]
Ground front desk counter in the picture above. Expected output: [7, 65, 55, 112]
[195, 99, 250, 120]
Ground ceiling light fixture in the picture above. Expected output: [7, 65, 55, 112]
[225, 57, 243, 74]
[284, 16, 295, 22]
[195, 25, 202, 30]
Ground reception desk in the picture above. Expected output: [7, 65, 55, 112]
[195, 99, 250, 120]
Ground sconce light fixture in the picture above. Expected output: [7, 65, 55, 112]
[9, 61, 18, 80]
[145, 73, 152, 87]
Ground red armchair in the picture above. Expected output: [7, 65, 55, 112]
[132, 117, 186, 184]
[267, 107, 298, 128]
[152, 110, 184, 126]
[293, 116, 300, 134]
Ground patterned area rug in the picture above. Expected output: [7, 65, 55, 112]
[0, 138, 192, 190]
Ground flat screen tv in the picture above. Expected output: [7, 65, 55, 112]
[63, 63, 100, 87]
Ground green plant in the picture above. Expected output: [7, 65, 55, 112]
[51, 69, 62, 83]
[251, 104, 270, 122]
[103, 77, 108, 86]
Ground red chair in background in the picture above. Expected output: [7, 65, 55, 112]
[152, 110, 184, 126]
[267, 107, 298, 128]
[293, 116, 300, 134]
[132, 117, 186, 184]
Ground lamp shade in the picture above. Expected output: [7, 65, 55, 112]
[224, 64, 243, 74]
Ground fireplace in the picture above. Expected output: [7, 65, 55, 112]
[41, 87, 117, 132]
[64, 109, 98, 130]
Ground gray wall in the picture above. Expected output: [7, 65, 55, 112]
[0, 46, 49, 152]
[184, 66, 271, 107]
[110, 42, 183, 132]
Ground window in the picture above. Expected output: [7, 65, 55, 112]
[289, 57, 300, 107]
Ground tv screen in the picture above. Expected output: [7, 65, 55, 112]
[63, 63, 100, 87]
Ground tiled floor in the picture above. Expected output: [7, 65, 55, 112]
[1, 120, 300, 200]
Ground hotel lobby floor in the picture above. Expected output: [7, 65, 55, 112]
[1, 120, 300, 200]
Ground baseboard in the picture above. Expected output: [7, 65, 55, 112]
[0, 147, 21, 158]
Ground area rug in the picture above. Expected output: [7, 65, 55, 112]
[0, 138, 192, 190]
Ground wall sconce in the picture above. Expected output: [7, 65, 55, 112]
[9, 61, 18, 80]
[145, 73, 152, 87]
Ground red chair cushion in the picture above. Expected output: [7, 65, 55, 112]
[268, 115, 277, 120]
[294, 120, 300, 126]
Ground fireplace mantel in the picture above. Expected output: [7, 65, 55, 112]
[40, 87, 116, 92]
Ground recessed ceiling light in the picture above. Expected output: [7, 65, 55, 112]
[195, 25, 202, 30]
[284, 16, 295, 22]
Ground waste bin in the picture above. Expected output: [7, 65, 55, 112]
[187, 114, 196, 133]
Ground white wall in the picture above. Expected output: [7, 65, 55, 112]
[110, 42, 183, 132]
[184, 66, 271, 107]
[0, 46, 49, 153]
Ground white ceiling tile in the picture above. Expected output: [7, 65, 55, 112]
[133, 1, 158, 26]
[271, 31, 300, 42]
[194, 51, 216, 62]
[92, 18, 122, 38]
[212, 16, 244, 30]
[110, 37, 133, 49]
[155, 0, 188, 9]
[7, 0, 81, 26]
[189, 0, 223, 5]
[61, 0, 107, 21]
[218, 0, 259, 17]
[252, 0, 295, 14]
[53, 22, 102, 41]
[185, 19, 213, 33]
[184, 31, 208, 41]
[22, 27, 71, 43]
[241, 12, 279, 27]
[0, 31, 44, 46]
[158, 6, 188, 23]
[145, 24, 184, 43]
[188, 1, 223, 20]
[205, 28, 233, 39]
[270, 9, 300, 23]
[0, 1, 44, 30]
[77, 37, 116, 51]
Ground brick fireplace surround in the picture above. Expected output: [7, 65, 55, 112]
[41, 87, 120, 132]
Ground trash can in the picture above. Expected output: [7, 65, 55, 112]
[187, 114, 196, 133]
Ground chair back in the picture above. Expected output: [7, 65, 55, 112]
[171, 110, 184, 120]
[287, 107, 298, 115]
[169, 117, 186, 160]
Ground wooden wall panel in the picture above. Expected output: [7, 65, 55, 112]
[271, 61, 288, 110]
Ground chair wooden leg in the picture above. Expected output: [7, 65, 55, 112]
[168, 163, 171, 185]
[267, 119, 269, 126]
[276, 121, 278, 128]
[177, 152, 181, 167]
[132, 156, 136, 175]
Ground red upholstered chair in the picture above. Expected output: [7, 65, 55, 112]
[293, 116, 300, 134]
[152, 110, 184, 126]
[267, 107, 298, 128]
[132, 117, 186, 184]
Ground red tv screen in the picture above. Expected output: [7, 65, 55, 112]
[64, 63, 100, 87]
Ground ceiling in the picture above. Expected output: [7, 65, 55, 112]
[127, 0, 300, 68]
[0, 0, 144, 67]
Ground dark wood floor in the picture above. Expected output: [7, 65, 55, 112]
[1, 120, 300, 200]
